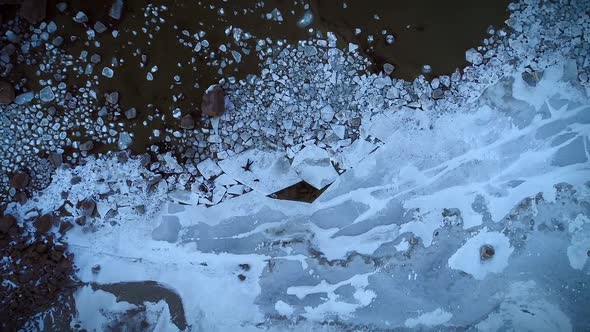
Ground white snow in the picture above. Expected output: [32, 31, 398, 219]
[197, 158, 222, 179]
[566, 214, 590, 270]
[448, 229, 513, 280]
[274, 300, 295, 317]
[404, 308, 453, 328]
[286, 273, 376, 320]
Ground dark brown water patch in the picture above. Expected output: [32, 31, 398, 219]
[91, 280, 187, 330]
[310, 0, 511, 80]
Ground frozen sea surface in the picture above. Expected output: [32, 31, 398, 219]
[11, 59, 590, 331]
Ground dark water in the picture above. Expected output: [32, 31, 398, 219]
[93, 281, 187, 330]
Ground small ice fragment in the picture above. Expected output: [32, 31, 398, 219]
[465, 48, 483, 65]
[383, 63, 395, 75]
[74, 11, 88, 24]
[102, 67, 114, 78]
[118, 132, 133, 149]
[109, 0, 124, 20]
[47, 22, 57, 34]
[297, 11, 313, 28]
[15, 92, 34, 105]
[197, 158, 222, 179]
[40, 86, 55, 102]
[94, 21, 108, 34]
[386, 34, 395, 44]
[56, 2, 67, 12]
[231, 50, 242, 63]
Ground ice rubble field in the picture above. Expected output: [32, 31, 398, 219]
[10, 59, 590, 331]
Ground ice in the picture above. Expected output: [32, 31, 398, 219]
[296, 11, 313, 28]
[566, 214, 590, 270]
[475, 281, 573, 332]
[151, 215, 182, 243]
[291, 145, 338, 189]
[404, 308, 453, 328]
[109, 0, 124, 20]
[465, 48, 483, 65]
[102, 67, 114, 78]
[274, 300, 294, 317]
[15, 91, 34, 105]
[196, 158, 222, 179]
[15, 61, 590, 327]
[218, 148, 300, 195]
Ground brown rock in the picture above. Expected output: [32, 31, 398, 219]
[480, 244, 495, 260]
[59, 221, 73, 234]
[14, 192, 27, 205]
[19, 0, 47, 23]
[9, 171, 29, 189]
[75, 216, 86, 226]
[35, 243, 47, 253]
[0, 215, 17, 234]
[201, 85, 225, 117]
[0, 81, 15, 104]
[48, 152, 63, 168]
[80, 199, 95, 217]
[33, 214, 52, 233]
[180, 114, 195, 129]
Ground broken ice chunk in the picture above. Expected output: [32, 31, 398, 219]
[197, 158, 222, 179]
[331, 124, 345, 139]
[320, 105, 335, 122]
[39, 86, 55, 102]
[218, 149, 300, 195]
[291, 145, 338, 190]
[465, 48, 483, 65]
[74, 11, 88, 24]
[109, 0, 124, 20]
[102, 67, 114, 78]
[15, 92, 34, 105]
[383, 63, 395, 75]
[296, 11, 313, 28]
[117, 132, 132, 149]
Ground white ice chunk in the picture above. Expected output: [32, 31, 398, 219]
[218, 149, 300, 195]
[197, 158, 222, 179]
[291, 145, 338, 190]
